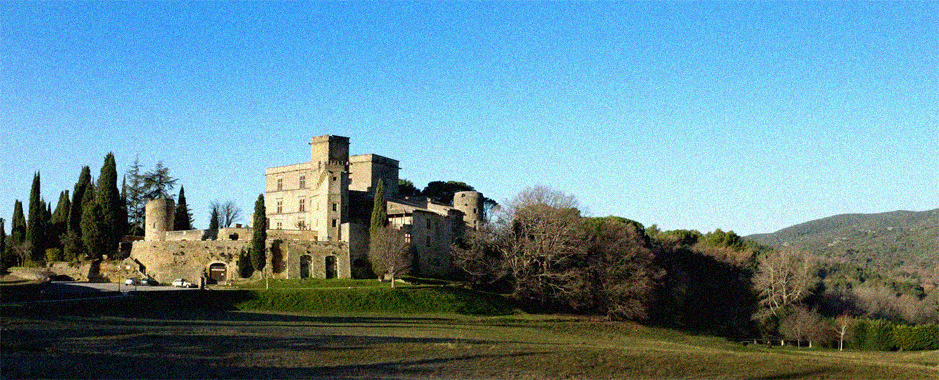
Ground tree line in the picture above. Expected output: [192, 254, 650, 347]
[0, 155, 191, 270]
[447, 185, 938, 350]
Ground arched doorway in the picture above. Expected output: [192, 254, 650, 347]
[208, 263, 227, 284]
[325, 256, 337, 279]
[299, 255, 312, 278]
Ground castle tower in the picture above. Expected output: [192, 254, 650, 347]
[144, 198, 175, 242]
[453, 191, 484, 231]
[310, 135, 350, 241]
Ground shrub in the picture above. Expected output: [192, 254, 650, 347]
[893, 324, 939, 351]
[45, 248, 63, 262]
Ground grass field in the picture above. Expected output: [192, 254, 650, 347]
[2, 285, 937, 379]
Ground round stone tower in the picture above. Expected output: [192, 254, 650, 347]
[453, 191, 484, 231]
[145, 198, 176, 242]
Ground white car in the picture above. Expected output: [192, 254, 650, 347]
[171, 278, 194, 288]
[124, 278, 138, 286]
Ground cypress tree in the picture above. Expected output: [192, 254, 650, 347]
[120, 176, 130, 235]
[69, 166, 92, 235]
[26, 172, 45, 262]
[174, 186, 193, 230]
[0, 218, 7, 271]
[369, 179, 388, 233]
[80, 185, 107, 259]
[11, 200, 26, 245]
[250, 194, 267, 271]
[96, 153, 125, 248]
[209, 207, 220, 230]
[49, 191, 70, 249]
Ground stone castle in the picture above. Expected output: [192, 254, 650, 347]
[129, 135, 483, 284]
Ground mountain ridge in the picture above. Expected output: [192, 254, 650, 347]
[746, 208, 939, 278]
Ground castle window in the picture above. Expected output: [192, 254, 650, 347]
[298, 198, 305, 212]
[299, 175, 306, 189]
[332, 176, 337, 182]
[276, 221, 282, 229]
[331, 219, 337, 228]
[277, 178, 283, 191]
[332, 203, 337, 212]
[276, 199, 283, 214]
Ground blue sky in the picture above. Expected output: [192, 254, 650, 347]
[1, 1, 936, 236]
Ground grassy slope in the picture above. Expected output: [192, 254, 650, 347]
[3, 282, 936, 379]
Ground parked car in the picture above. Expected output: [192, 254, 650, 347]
[124, 278, 138, 286]
[140, 278, 157, 286]
[171, 278, 194, 288]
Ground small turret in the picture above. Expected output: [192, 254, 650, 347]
[453, 191, 484, 231]
[145, 198, 175, 242]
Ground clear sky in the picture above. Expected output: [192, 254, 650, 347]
[1, 1, 936, 236]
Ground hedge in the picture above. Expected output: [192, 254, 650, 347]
[893, 324, 939, 351]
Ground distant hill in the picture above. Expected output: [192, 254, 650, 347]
[747, 209, 939, 278]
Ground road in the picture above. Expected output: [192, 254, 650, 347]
[45, 281, 199, 295]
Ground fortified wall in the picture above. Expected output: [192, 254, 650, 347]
[130, 198, 351, 284]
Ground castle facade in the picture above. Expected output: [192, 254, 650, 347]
[129, 135, 482, 284]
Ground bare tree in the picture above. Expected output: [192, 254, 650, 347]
[500, 186, 590, 308]
[451, 225, 508, 285]
[369, 226, 411, 288]
[833, 314, 854, 351]
[586, 217, 663, 320]
[210, 200, 243, 228]
[779, 306, 826, 347]
[752, 249, 818, 318]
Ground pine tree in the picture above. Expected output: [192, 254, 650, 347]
[125, 157, 146, 233]
[174, 186, 193, 230]
[11, 200, 26, 246]
[209, 207, 220, 230]
[69, 166, 92, 235]
[26, 172, 45, 263]
[370, 179, 388, 233]
[143, 161, 177, 200]
[95, 153, 125, 248]
[80, 185, 107, 259]
[250, 194, 267, 272]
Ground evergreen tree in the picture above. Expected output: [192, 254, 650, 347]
[0, 218, 7, 271]
[69, 166, 92, 235]
[125, 157, 146, 233]
[370, 179, 388, 233]
[26, 172, 45, 262]
[48, 191, 70, 250]
[80, 185, 108, 259]
[42, 199, 51, 248]
[174, 186, 193, 230]
[11, 200, 26, 246]
[250, 194, 267, 271]
[143, 161, 177, 200]
[95, 153, 125, 247]
[120, 176, 130, 235]
[209, 207, 220, 230]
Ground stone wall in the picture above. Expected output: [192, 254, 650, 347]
[130, 238, 351, 283]
[130, 240, 248, 284]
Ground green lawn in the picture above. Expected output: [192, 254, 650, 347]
[1, 284, 936, 379]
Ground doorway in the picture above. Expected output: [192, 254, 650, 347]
[208, 263, 227, 283]
[299, 255, 312, 278]
[325, 256, 337, 279]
